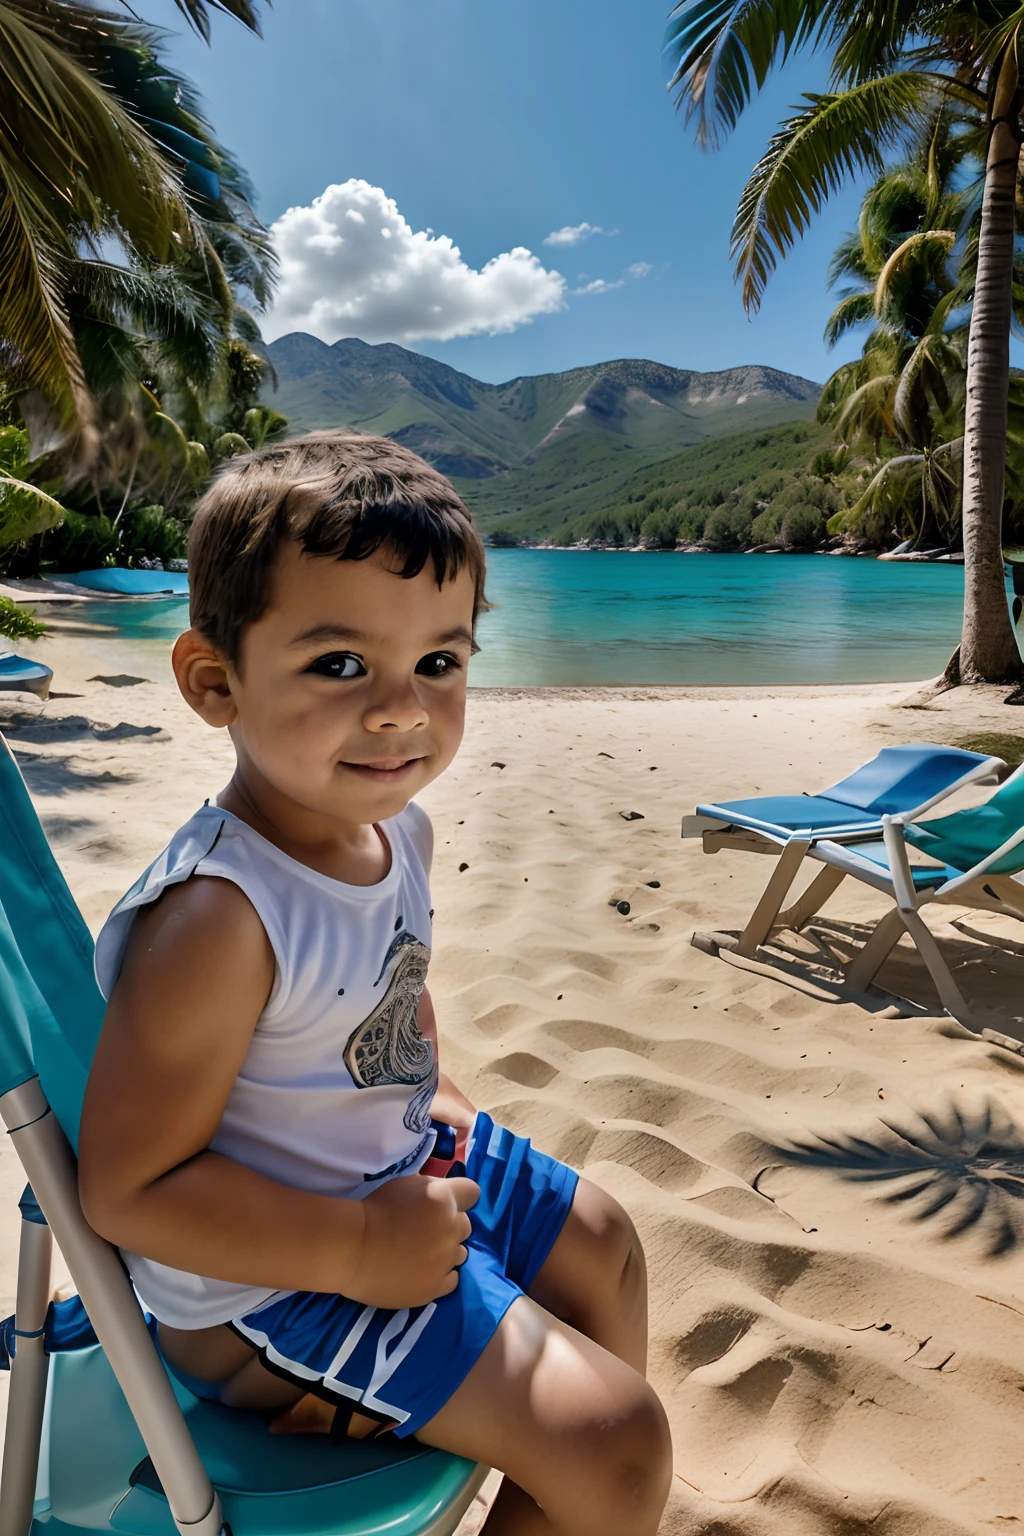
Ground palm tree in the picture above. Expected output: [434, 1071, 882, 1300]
[664, 0, 1024, 687]
[818, 114, 970, 545]
[0, 0, 268, 460]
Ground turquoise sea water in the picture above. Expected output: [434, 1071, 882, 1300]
[473, 550, 983, 685]
[40, 550, 1003, 687]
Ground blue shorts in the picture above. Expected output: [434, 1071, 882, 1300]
[219, 1114, 577, 1438]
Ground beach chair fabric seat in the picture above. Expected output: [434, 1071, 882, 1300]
[811, 839, 959, 891]
[695, 793, 883, 837]
[902, 768, 1024, 876]
[691, 743, 1004, 845]
[43, 1345, 474, 1536]
[0, 730, 485, 1536]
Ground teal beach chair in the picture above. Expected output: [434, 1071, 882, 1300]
[683, 743, 1005, 960]
[706, 764, 1024, 1030]
[0, 734, 486, 1536]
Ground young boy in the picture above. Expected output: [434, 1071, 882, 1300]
[78, 432, 672, 1536]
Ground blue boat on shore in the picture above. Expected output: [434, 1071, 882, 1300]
[53, 569, 189, 597]
[0, 651, 51, 698]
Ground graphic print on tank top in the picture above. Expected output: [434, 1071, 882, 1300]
[343, 929, 437, 1173]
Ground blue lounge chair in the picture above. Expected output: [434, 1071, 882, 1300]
[0, 734, 486, 1536]
[0, 653, 51, 700]
[793, 764, 1024, 1028]
[683, 743, 1005, 959]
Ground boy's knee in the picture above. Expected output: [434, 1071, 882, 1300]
[590, 1186, 645, 1288]
[574, 1381, 672, 1534]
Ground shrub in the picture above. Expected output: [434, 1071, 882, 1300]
[0, 596, 45, 642]
[749, 505, 783, 544]
[640, 510, 679, 548]
[45, 510, 118, 571]
[675, 506, 707, 542]
[704, 504, 751, 549]
[780, 504, 826, 549]
[119, 505, 188, 566]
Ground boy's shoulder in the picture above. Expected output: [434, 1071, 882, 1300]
[93, 803, 237, 1001]
[390, 799, 433, 874]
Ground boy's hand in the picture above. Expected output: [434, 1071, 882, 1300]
[351, 1175, 479, 1308]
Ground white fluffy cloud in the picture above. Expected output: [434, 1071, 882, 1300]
[571, 263, 653, 297]
[544, 221, 605, 246]
[572, 277, 624, 296]
[263, 180, 567, 344]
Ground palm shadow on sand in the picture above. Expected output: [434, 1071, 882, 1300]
[768, 1099, 1024, 1256]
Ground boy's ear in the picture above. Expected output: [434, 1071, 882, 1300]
[172, 628, 237, 727]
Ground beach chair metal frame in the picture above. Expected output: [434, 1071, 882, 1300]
[795, 815, 1024, 1028]
[0, 1075, 231, 1536]
[683, 744, 1005, 960]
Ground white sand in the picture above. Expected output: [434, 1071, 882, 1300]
[3, 631, 1024, 1533]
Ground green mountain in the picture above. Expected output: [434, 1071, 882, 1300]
[265, 334, 821, 536]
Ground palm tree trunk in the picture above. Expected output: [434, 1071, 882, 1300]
[958, 49, 1024, 684]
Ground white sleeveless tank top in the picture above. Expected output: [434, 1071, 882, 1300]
[93, 801, 436, 1329]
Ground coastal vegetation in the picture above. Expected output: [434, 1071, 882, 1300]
[0, 0, 279, 574]
[665, 0, 1024, 685]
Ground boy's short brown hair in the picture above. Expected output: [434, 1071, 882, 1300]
[188, 431, 488, 662]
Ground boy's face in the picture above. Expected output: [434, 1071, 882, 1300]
[177, 542, 476, 829]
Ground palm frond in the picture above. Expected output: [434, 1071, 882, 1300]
[0, 469, 68, 547]
[874, 228, 956, 315]
[0, 4, 194, 260]
[664, 0, 828, 146]
[167, 0, 266, 42]
[833, 371, 899, 445]
[892, 331, 958, 442]
[731, 72, 936, 314]
[825, 0, 925, 85]
[824, 290, 875, 347]
[827, 228, 874, 286]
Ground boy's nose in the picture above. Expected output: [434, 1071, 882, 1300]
[363, 687, 428, 733]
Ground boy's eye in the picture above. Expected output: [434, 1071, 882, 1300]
[305, 652, 366, 679]
[415, 652, 460, 678]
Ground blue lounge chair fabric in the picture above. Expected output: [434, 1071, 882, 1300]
[0, 656, 52, 698]
[0, 737, 103, 1146]
[692, 743, 1004, 843]
[808, 839, 958, 890]
[695, 793, 882, 837]
[54, 569, 189, 597]
[0, 732, 484, 1536]
[902, 765, 1024, 876]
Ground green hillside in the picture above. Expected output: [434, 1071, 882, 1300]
[473, 419, 834, 547]
[454, 405, 826, 537]
[265, 336, 821, 521]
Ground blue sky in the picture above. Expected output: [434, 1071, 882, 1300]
[145, 0, 871, 386]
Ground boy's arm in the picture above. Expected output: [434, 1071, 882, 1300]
[79, 876, 476, 1309]
[417, 987, 475, 1129]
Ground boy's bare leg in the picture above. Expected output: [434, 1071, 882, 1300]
[159, 1321, 382, 1436]
[525, 1179, 649, 1375]
[417, 1294, 671, 1536]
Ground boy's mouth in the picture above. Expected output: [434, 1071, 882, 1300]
[341, 756, 423, 782]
